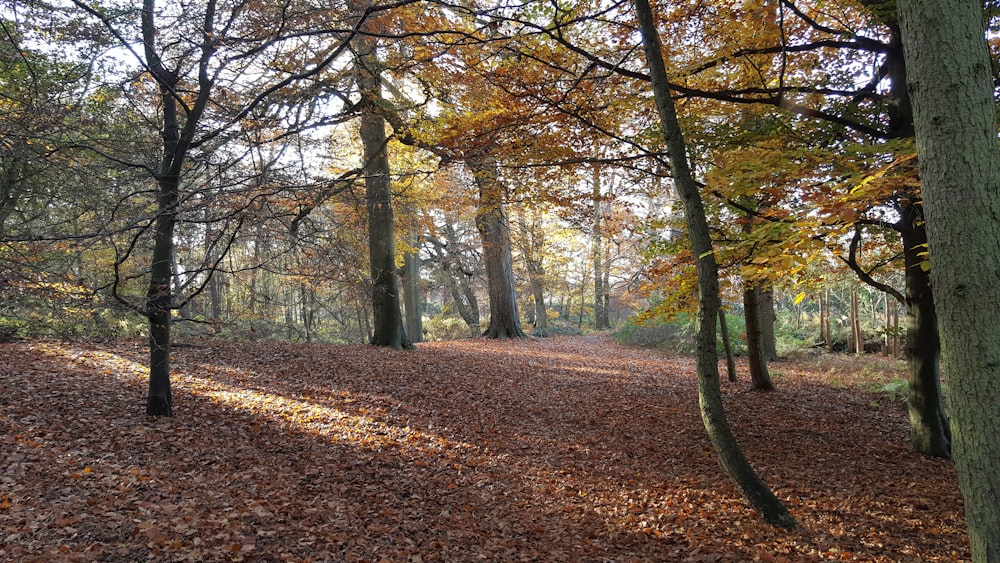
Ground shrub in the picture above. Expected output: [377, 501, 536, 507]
[425, 314, 476, 341]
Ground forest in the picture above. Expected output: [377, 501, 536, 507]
[2, 0, 1000, 561]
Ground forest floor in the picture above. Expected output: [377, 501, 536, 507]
[0, 335, 967, 562]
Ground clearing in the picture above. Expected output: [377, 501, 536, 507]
[0, 335, 966, 561]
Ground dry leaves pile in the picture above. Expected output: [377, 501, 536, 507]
[0, 335, 967, 562]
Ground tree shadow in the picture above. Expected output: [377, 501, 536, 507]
[0, 337, 967, 561]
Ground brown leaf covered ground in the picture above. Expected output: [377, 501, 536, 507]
[0, 335, 967, 562]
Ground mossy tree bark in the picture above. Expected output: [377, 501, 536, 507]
[897, 0, 1000, 558]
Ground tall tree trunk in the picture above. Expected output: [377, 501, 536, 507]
[147, 174, 177, 417]
[469, 155, 524, 339]
[635, 0, 795, 529]
[402, 222, 423, 343]
[354, 25, 411, 350]
[898, 1, 1000, 558]
[744, 285, 775, 391]
[823, 290, 833, 352]
[849, 289, 861, 354]
[140, 0, 211, 417]
[870, 11, 950, 457]
[518, 209, 548, 330]
[592, 164, 610, 330]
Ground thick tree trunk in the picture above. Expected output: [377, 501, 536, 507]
[869, 11, 950, 458]
[898, 1, 1000, 558]
[355, 30, 411, 350]
[743, 285, 774, 391]
[635, 0, 795, 529]
[469, 155, 524, 339]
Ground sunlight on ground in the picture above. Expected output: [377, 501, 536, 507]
[34, 340, 474, 458]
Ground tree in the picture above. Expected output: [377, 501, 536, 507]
[469, 154, 525, 339]
[352, 1, 412, 350]
[67, 0, 370, 414]
[896, 0, 1000, 558]
[633, 0, 795, 529]
[592, 164, 611, 330]
[516, 207, 549, 330]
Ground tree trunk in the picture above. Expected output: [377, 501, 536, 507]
[899, 204, 951, 458]
[823, 290, 833, 352]
[744, 285, 775, 391]
[518, 209, 548, 330]
[898, 1, 1000, 557]
[355, 27, 411, 350]
[849, 289, 861, 354]
[635, 0, 795, 529]
[147, 175, 176, 417]
[884, 292, 892, 356]
[759, 287, 778, 361]
[592, 164, 610, 330]
[469, 155, 524, 339]
[719, 308, 737, 382]
[402, 229, 423, 343]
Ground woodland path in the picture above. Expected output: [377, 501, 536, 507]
[0, 335, 966, 561]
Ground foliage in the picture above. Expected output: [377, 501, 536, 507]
[530, 322, 583, 337]
[614, 311, 747, 357]
[423, 313, 475, 342]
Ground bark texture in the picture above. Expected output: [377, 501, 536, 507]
[900, 204, 950, 457]
[634, 0, 795, 529]
[743, 285, 775, 391]
[469, 155, 524, 339]
[355, 22, 411, 350]
[897, 1, 1000, 558]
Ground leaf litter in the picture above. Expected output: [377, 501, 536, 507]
[0, 335, 967, 561]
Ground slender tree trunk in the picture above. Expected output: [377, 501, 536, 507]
[759, 287, 778, 361]
[469, 155, 524, 339]
[592, 164, 610, 330]
[354, 25, 411, 350]
[824, 290, 833, 352]
[719, 308, 737, 382]
[147, 175, 177, 417]
[849, 289, 861, 354]
[744, 285, 775, 391]
[518, 209, 548, 330]
[884, 292, 892, 356]
[898, 1, 1000, 557]
[635, 0, 795, 528]
[402, 228, 423, 343]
